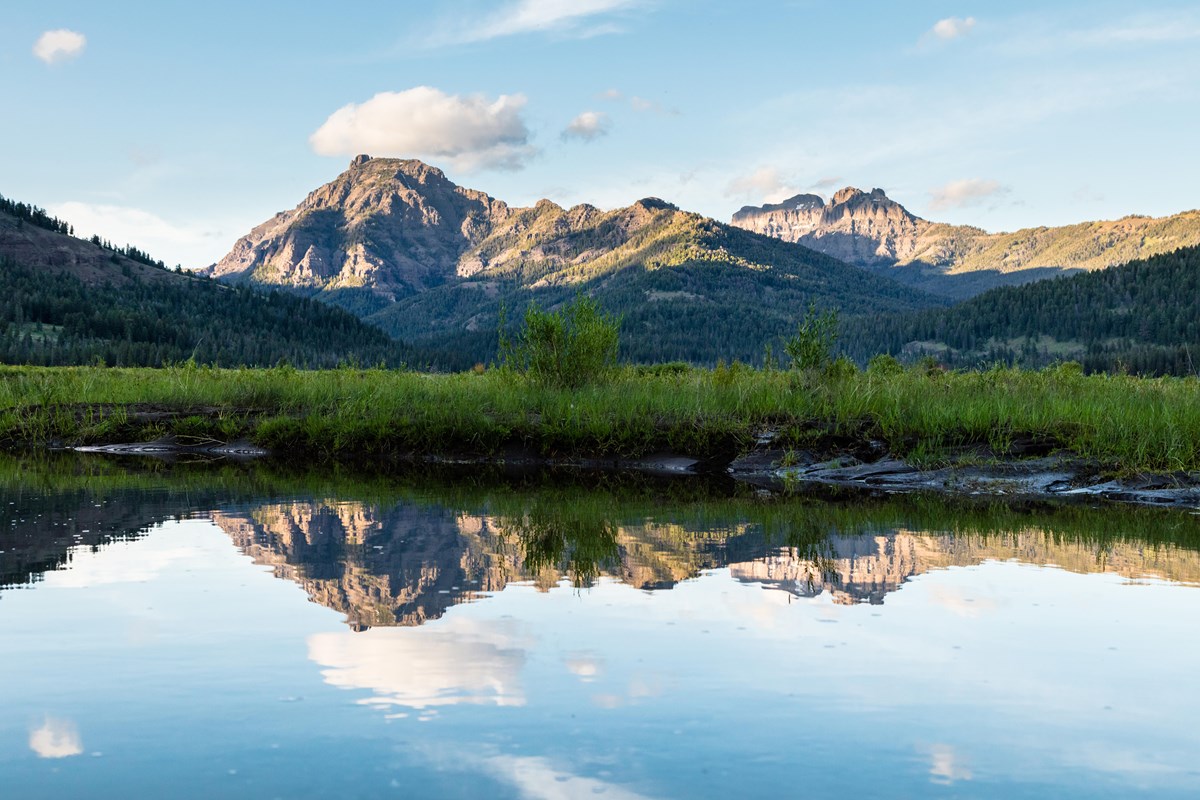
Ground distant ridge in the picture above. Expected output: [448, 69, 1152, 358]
[732, 188, 1200, 299]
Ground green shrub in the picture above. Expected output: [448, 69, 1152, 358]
[824, 356, 858, 380]
[867, 354, 905, 376]
[785, 304, 838, 371]
[501, 295, 621, 388]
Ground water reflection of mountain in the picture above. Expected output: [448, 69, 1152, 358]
[211, 504, 733, 629]
[211, 501, 1200, 627]
[734, 530, 1200, 605]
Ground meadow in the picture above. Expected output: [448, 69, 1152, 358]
[0, 360, 1197, 473]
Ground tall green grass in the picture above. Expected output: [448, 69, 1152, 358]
[0, 362, 1197, 472]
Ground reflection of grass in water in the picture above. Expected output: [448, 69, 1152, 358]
[5, 452, 1200, 590]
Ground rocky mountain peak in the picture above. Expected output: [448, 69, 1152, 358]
[633, 197, 678, 212]
[731, 184, 928, 269]
[209, 156, 512, 293]
[831, 186, 864, 205]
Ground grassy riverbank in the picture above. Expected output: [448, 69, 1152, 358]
[0, 363, 1198, 472]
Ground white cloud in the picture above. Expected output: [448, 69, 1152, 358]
[930, 17, 977, 41]
[49, 201, 218, 267]
[484, 755, 657, 800]
[309, 87, 536, 172]
[563, 651, 604, 681]
[928, 744, 973, 785]
[44, 541, 198, 588]
[29, 718, 83, 759]
[599, 88, 624, 101]
[562, 111, 610, 141]
[928, 178, 1007, 211]
[435, 0, 644, 44]
[724, 167, 802, 204]
[33, 29, 87, 64]
[307, 617, 530, 710]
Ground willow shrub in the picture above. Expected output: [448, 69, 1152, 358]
[500, 296, 620, 389]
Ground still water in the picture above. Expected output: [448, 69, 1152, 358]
[2, 457, 1200, 798]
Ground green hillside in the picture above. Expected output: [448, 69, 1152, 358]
[842, 245, 1200, 375]
[0, 195, 411, 368]
[366, 211, 945, 367]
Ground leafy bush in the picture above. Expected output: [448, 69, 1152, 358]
[867, 353, 905, 376]
[824, 356, 858, 380]
[785, 304, 838, 371]
[500, 296, 620, 388]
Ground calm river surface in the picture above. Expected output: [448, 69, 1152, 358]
[2, 455, 1199, 798]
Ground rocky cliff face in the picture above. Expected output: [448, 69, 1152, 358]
[209, 155, 704, 299]
[210, 156, 514, 298]
[734, 187, 930, 268]
[732, 188, 1200, 299]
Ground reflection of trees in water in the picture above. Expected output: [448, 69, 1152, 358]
[6, 453, 1200, 625]
[500, 502, 621, 588]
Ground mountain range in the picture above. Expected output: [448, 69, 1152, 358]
[732, 188, 1200, 299]
[206, 156, 943, 365]
[5, 153, 1200, 373]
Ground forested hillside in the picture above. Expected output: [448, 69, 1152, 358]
[367, 215, 946, 368]
[842, 245, 1200, 375]
[0, 196, 411, 367]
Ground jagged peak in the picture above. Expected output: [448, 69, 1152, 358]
[338, 156, 450, 185]
[831, 186, 894, 206]
[632, 197, 678, 212]
[831, 186, 865, 204]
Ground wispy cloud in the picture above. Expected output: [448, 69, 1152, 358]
[928, 178, 1008, 211]
[430, 0, 646, 45]
[310, 87, 536, 171]
[599, 89, 679, 116]
[33, 29, 86, 64]
[991, 11, 1200, 56]
[725, 167, 803, 204]
[561, 111, 611, 142]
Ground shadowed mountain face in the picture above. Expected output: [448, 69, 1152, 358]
[207, 157, 944, 365]
[732, 188, 1200, 300]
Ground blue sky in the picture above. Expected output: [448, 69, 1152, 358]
[4, 0, 1199, 267]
